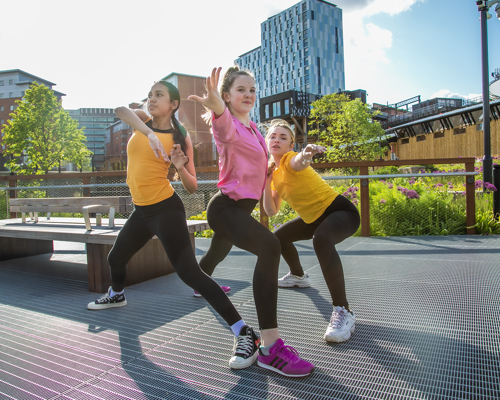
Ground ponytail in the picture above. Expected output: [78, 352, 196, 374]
[171, 113, 188, 156]
[155, 79, 189, 162]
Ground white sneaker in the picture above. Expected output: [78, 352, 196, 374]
[324, 306, 355, 343]
[277, 272, 310, 288]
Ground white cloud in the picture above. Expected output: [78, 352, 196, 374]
[430, 89, 481, 100]
[340, 0, 424, 90]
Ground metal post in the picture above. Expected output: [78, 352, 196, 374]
[480, 8, 492, 184]
[494, 164, 500, 219]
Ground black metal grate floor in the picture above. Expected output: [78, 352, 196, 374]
[0, 236, 499, 399]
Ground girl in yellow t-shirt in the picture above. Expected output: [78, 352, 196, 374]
[87, 80, 260, 370]
[263, 119, 360, 344]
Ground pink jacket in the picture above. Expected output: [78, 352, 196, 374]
[212, 108, 268, 201]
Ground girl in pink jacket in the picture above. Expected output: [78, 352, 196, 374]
[189, 67, 314, 378]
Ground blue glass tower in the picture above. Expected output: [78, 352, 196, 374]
[235, 0, 344, 123]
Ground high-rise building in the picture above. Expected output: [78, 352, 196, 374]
[0, 69, 65, 170]
[235, 0, 344, 123]
[66, 108, 119, 169]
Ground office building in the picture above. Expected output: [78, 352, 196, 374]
[66, 108, 119, 169]
[235, 0, 344, 123]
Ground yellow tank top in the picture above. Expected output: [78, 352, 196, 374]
[271, 151, 339, 223]
[126, 120, 175, 206]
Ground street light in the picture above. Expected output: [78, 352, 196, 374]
[477, 0, 500, 185]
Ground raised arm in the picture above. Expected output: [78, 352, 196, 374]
[169, 136, 197, 194]
[115, 107, 170, 162]
[188, 67, 225, 116]
[289, 144, 326, 172]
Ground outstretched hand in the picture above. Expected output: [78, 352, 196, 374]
[148, 133, 170, 162]
[170, 144, 188, 169]
[187, 67, 225, 116]
[302, 144, 326, 161]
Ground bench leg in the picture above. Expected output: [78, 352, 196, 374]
[0, 237, 53, 261]
[85, 234, 196, 293]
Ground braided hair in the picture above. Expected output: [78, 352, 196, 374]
[157, 80, 188, 156]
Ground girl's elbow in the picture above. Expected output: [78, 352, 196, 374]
[114, 106, 126, 117]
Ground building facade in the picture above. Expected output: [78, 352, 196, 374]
[235, 0, 344, 123]
[0, 69, 65, 170]
[66, 108, 119, 170]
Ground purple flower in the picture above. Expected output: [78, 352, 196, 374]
[380, 199, 387, 204]
[484, 182, 498, 193]
[397, 186, 404, 191]
[343, 191, 349, 197]
[433, 183, 444, 188]
[475, 180, 484, 189]
[401, 188, 409, 194]
[379, 180, 386, 184]
[409, 178, 416, 185]
[352, 198, 358, 205]
[406, 189, 420, 199]
[388, 183, 393, 189]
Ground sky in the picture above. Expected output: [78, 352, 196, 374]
[1, 0, 499, 110]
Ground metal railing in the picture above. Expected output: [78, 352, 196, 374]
[1, 158, 479, 236]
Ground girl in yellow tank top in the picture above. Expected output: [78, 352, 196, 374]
[88, 81, 257, 370]
[263, 119, 360, 345]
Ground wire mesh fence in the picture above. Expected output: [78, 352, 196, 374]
[0, 163, 490, 236]
[254, 166, 481, 237]
[0, 171, 220, 221]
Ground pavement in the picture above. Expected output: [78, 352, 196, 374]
[0, 235, 499, 400]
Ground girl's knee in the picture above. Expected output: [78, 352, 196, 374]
[313, 228, 333, 249]
[259, 234, 281, 258]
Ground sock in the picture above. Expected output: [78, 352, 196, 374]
[110, 288, 124, 297]
[260, 340, 277, 356]
[231, 320, 247, 337]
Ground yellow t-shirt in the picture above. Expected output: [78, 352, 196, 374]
[271, 151, 339, 224]
[126, 121, 175, 206]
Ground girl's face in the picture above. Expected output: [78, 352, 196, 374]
[267, 126, 294, 158]
[147, 83, 178, 117]
[223, 75, 256, 115]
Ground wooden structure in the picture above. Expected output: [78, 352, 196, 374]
[9, 196, 133, 230]
[386, 99, 500, 160]
[260, 158, 477, 237]
[0, 217, 210, 293]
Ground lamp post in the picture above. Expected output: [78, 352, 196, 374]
[477, 0, 500, 185]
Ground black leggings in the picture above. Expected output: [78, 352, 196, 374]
[199, 191, 281, 330]
[107, 193, 241, 326]
[274, 195, 360, 309]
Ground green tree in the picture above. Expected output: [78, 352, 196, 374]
[308, 93, 385, 162]
[1, 82, 92, 174]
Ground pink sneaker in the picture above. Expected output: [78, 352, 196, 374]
[257, 339, 314, 377]
[193, 285, 231, 298]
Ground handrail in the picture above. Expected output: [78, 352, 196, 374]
[0, 181, 217, 191]
[3, 157, 478, 236]
[0, 172, 479, 191]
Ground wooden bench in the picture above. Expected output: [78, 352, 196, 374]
[1, 197, 210, 292]
[9, 196, 133, 230]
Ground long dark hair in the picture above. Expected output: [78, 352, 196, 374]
[157, 80, 188, 156]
